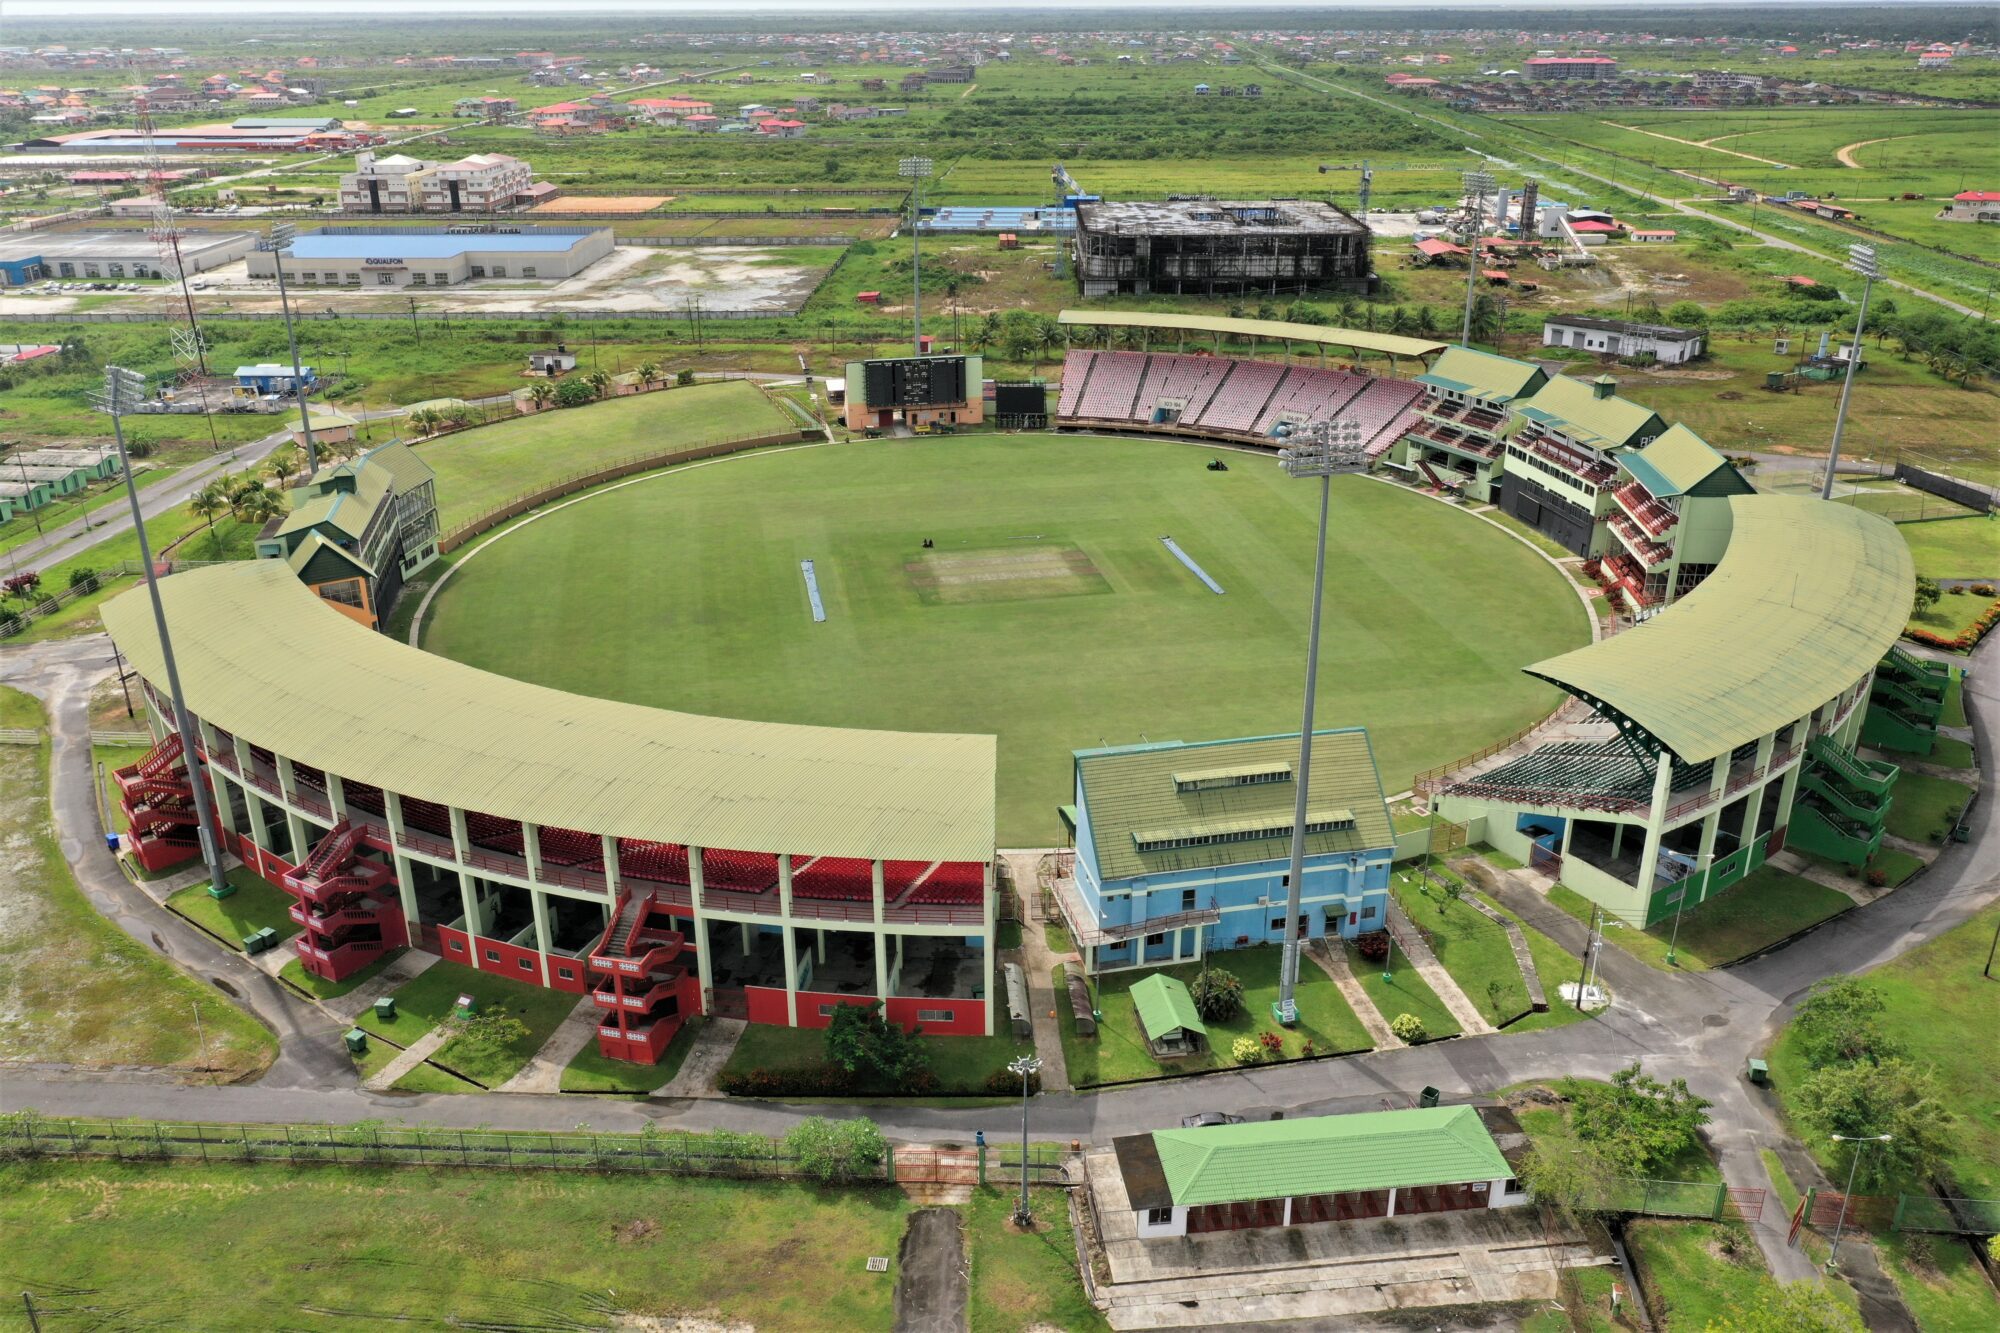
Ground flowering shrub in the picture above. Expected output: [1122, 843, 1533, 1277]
[1906, 598, 1999, 652]
[1230, 1036, 1264, 1065]
[1355, 930, 1393, 964]
[1259, 1030, 1284, 1056]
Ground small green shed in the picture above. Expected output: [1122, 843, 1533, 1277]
[1131, 974, 1208, 1056]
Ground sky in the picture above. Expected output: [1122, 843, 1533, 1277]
[5, 0, 1902, 15]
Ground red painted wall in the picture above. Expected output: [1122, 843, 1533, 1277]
[743, 985, 791, 1026]
[887, 996, 987, 1036]
[791, 990, 879, 1029]
[468, 933, 546, 984]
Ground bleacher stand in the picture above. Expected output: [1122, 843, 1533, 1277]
[791, 856, 875, 901]
[1192, 359, 1286, 434]
[1138, 353, 1235, 424]
[1057, 350, 1096, 417]
[703, 848, 781, 893]
[905, 860, 985, 904]
[1076, 351, 1149, 420]
[618, 839, 691, 884]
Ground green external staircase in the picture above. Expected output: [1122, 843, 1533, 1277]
[1806, 736, 1899, 796]
[1872, 675, 1944, 723]
[1861, 699, 1938, 757]
[1788, 738, 1896, 868]
[1879, 644, 1951, 691]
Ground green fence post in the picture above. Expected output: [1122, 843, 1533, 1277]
[885, 1148, 896, 1184]
[978, 1141, 987, 1187]
[1891, 1193, 1907, 1232]
[1713, 1182, 1727, 1222]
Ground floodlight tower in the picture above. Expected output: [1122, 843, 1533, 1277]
[899, 156, 934, 357]
[260, 222, 319, 476]
[1460, 170, 1497, 347]
[95, 365, 232, 900]
[1272, 417, 1371, 1025]
[135, 97, 210, 384]
[1819, 244, 1881, 500]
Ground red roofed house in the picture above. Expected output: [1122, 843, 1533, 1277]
[1629, 229, 1677, 243]
[1941, 190, 2000, 223]
[757, 118, 806, 138]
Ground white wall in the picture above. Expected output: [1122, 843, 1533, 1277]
[1134, 1205, 1189, 1238]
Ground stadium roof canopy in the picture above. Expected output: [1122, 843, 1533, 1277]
[1526, 497, 1912, 763]
[103, 562, 996, 862]
[1057, 309, 1447, 360]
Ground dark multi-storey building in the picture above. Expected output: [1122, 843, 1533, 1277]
[1072, 199, 1373, 298]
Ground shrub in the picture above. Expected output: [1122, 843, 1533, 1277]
[554, 377, 597, 408]
[1865, 868, 1887, 888]
[67, 567, 99, 593]
[1903, 1232, 1935, 1271]
[824, 1001, 929, 1085]
[1355, 930, 1392, 963]
[1391, 1013, 1427, 1043]
[1973, 583, 1996, 597]
[1189, 966, 1245, 1022]
[718, 1062, 941, 1098]
[1258, 1030, 1283, 1056]
[784, 1116, 887, 1182]
[983, 1065, 1042, 1096]
[1230, 1036, 1263, 1065]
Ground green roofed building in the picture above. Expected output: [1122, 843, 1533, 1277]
[1130, 973, 1207, 1054]
[253, 440, 439, 630]
[1394, 346, 1548, 502]
[1498, 372, 1668, 556]
[1112, 1106, 1528, 1237]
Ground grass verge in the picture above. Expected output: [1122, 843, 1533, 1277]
[720, 1023, 1036, 1097]
[1883, 771, 1974, 844]
[562, 1017, 703, 1093]
[164, 867, 301, 948]
[1550, 868, 1852, 971]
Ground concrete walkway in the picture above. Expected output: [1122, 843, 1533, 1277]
[321, 949, 439, 1025]
[1003, 851, 1074, 1091]
[362, 1026, 451, 1092]
[496, 995, 600, 1094]
[1385, 899, 1496, 1036]
[1304, 940, 1401, 1049]
[657, 1016, 745, 1097]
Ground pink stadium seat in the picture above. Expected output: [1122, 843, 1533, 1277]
[1253, 366, 1367, 435]
[1056, 350, 1096, 417]
[1137, 354, 1234, 423]
[1191, 359, 1285, 433]
[1076, 351, 1149, 419]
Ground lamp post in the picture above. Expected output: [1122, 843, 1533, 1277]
[1007, 1053, 1042, 1228]
[1826, 1133, 1891, 1269]
[899, 156, 933, 357]
[1819, 244, 1881, 501]
[1460, 170, 1496, 347]
[94, 365, 232, 900]
[1273, 417, 1370, 1025]
[259, 222, 318, 476]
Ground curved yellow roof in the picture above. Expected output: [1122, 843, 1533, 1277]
[104, 562, 996, 862]
[1057, 309, 1446, 360]
[1527, 497, 1913, 763]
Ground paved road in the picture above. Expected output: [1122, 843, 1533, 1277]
[2, 623, 1991, 1315]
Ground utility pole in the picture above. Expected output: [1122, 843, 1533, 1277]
[1820, 244, 1881, 500]
[1460, 170, 1496, 348]
[1984, 914, 1999, 979]
[96, 365, 232, 901]
[1572, 903, 1599, 1010]
[406, 297, 419, 336]
[1008, 1054, 1042, 1228]
[1826, 1134, 1891, 1270]
[259, 222, 318, 476]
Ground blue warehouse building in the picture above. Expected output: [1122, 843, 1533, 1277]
[1060, 731, 1396, 975]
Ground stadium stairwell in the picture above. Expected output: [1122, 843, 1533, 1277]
[113, 732, 203, 872]
[1787, 738, 1897, 868]
[588, 891, 699, 1065]
[282, 818, 407, 981]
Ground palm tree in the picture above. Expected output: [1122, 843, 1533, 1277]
[231, 481, 285, 533]
[527, 381, 556, 413]
[1336, 297, 1363, 327]
[407, 407, 441, 438]
[189, 478, 231, 557]
[1469, 294, 1505, 345]
[584, 370, 612, 399]
[265, 444, 302, 486]
[975, 313, 1001, 352]
[1414, 305, 1439, 337]
[636, 360, 662, 389]
[1386, 306, 1416, 336]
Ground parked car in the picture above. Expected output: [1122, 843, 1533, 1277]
[1180, 1112, 1245, 1129]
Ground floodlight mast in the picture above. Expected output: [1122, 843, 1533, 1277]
[97, 365, 232, 900]
[261, 222, 318, 475]
[1460, 171, 1497, 347]
[1273, 417, 1370, 1025]
[899, 157, 934, 357]
[1819, 244, 1881, 500]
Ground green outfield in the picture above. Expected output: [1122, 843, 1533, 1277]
[418, 436, 1588, 842]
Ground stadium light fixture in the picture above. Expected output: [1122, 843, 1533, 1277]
[93, 364, 233, 902]
[1007, 1053, 1043, 1228]
[1819, 244, 1881, 500]
[899, 157, 935, 358]
[259, 222, 318, 476]
[1273, 417, 1370, 1026]
[1826, 1133, 1891, 1269]
[1459, 171, 1497, 348]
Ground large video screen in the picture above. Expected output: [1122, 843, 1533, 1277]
[863, 355, 968, 407]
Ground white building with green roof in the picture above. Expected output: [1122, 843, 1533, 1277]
[1498, 371, 1668, 557]
[253, 440, 439, 630]
[1112, 1106, 1528, 1238]
[1061, 730, 1396, 974]
[1392, 346, 1547, 502]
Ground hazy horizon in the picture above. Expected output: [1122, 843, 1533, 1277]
[3, 0, 1943, 17]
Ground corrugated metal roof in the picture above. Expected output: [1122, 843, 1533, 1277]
[1056, 309, 1446, 360]
[1130, 974, 1206, 1040]
[1513, 373, 1664, 449]
[1527, 497, 1912, 762]
[1075, 732, 1394, 883]
[1153, 1107, 1509, 1206]
[1622, 424, 1739, 498]
[102, 563, 996, 862]
[1417, 347, 1545, 404]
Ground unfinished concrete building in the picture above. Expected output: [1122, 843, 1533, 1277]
[1072, 199, 1374, 298]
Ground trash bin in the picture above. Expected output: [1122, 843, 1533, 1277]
[344, 1028, 368, 1055]
[1746, 1058, 1769, 1086]
[1419, 1086, 1441, 1108]
[374, 996, 398, 1022]
[243, 927, 278, 955]
[454, 993, 477, 1019]
[104, 832, 122, 854]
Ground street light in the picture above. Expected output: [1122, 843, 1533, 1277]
[899, 157, 934, 357]
[1459, 170, 1497, 347]
[259, 222, 318, 477]
[1273, 417, 1371, 1025]
[1826, 1133, 1891, 1269]
[1819, 244, 1881, 501]
[1007, 1053, 1042, 1228]
[94, 365, 232, 901]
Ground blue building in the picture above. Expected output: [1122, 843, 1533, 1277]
[235, 363, 318, 395]
[1061, 731, 1396, 975]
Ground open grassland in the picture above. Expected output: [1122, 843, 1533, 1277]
[0, 1159, 910, 1332]
[1768, 904, 2000, 1198]
[0, 686, 275, 1081]
[421, 436, 1587, 842]
[415, 379, 798, 532]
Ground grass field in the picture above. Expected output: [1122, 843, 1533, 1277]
[1549, 868, 1852, 971]
[354, 959, 579, 1087]
[164, 867, 302, 950]
[1623, 1219, 1785, 1330]
[1391, 868, 1590, 1033]
[0, 686, 274, 1081]
[1767, 903, 2000, 1200]
[277, 949, 403, 1001]
[721, 1022, 1035, 1097]
[415, 379, 800, 533]
[1059, 945, 1374, 1086]
[1883, 771, 1974, 844]
[0, 1159, 911, 1331]
[561, 1017, 702, 1093]
[422, 436, 1587, 841]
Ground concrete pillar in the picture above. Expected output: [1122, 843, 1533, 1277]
[1774, 718, 1810, 836]
[274, 756, 309, 864]
[982, 860, 998, 1036]
[781, 923, 800, 1027]
[530, 889, 554, 986]
[458, 870, 483, 938]
[872, 859, 885, 928]
[600, 832, 620, 903]
[1635, 756, 1675, 906]
[392, 850, 420, 929]
[523, 823, 543, 883]
[875, 930, 891, 1003]
[689, 847, 713, 1009]
[1695, 757, 1729, 868]
[1282, 1197, 1294, 1227]
[741, 922, 753, 956]
[1741, 731, 1776, 845]
[326, 772, 347, 823]
[1386, 1188, 1398, 1218]
[448, 806, 471, 865]
[817, 928, 827, 964]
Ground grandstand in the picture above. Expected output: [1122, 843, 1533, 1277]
[102, 562, 999, 1065]
[918, 205, 1076, 235]
[1429, 496, 1914, 928]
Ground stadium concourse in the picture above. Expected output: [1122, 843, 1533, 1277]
[97, 312, 1923, 1067]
